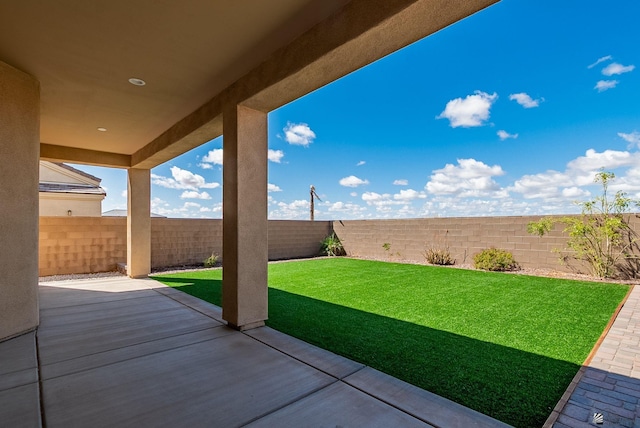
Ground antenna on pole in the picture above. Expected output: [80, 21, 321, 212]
[310, 185, 321, 221]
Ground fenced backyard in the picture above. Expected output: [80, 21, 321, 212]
[39, 214, 640, 278]
[152, 258, 631, 427]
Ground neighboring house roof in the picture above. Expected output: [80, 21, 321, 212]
[51, 162, 102, 183]
[39, 183, 106, 195]
[102, 209, 167, 218]
[39, 161, 106, 197]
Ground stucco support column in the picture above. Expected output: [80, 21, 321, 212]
[222, 105, 268, 330]
[127, 168, 151, 278]
[0, 62, 40, 340]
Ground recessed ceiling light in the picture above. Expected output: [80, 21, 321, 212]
[97, 127, 107, 132]
[128, 77, 146, 86]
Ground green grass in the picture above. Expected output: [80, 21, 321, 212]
[152, 258, 629, 427]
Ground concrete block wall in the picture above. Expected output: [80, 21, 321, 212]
[332, 215, 640, 275]
[39, 217, 127, 276]
[151, 218, 223, 269]
[268, 220, 332, 260]
[39, 217, 333, 276]
[39, 215, 640, 277]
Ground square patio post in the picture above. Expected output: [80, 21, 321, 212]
[127, 168, 151, 278]
[222, 105, 268, 330]
[0, 61, 40, 340]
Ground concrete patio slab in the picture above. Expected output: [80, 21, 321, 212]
[0, 276, 517, 427]
[39, 285, 156, 310]
[245, 380, 434, 428]
[40, 326, 236, 380]
[38, 289, 222, 365]
[344, 367, 512, 428]
[0, 383, 41, 428]
[245, 325, 364, 379]
[149, 281, 224, 320]
[0, 332, 37, 387]
[42, 332, 335, 427]
[0, 332, 41, 427]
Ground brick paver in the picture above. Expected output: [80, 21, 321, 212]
[553, 285, 640, 427]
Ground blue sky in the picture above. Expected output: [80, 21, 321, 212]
[78, 0, 640, 220]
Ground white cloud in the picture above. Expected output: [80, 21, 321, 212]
[350, 192, 358, 197]
[588, 55, 613, 69]
[180, 191, 211, 200]
[509, 93, 542, 108]
[202, 149, 224, 165]
[339, 175, 370, 187]
[268, 149, 284, 163]
[602, 62, 635, 76]
[497, 130, 518, 140]
[595, 80, 619, 92]
[328, 201, 367, 217]
[566, 149, 639, 173]
[269, 199, 309, 220]
[393, 179, 408, 186]
[183, 202, 201, 209]
[425, 158, 505, 197]
[393, 189, 426, 201]
[198, 163, 213, 170]
[510, 171, 570, 200]
[268, 183, 282, 192]
[151, 197, 169, 208]
[436, 91, 497, 128]
[284, 123, 316, 146]
[619, 131, 640, 146]
[151, 166, 219, 190]
[562, 187, 590, 198]
[357, 160, 366, 166]
[510, 149, 640, 201]
[121, 190, 127, 198]
[362, 192, 403, 211]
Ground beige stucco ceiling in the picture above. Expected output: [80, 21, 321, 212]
[0, 0, 497, 169]
[0, 0, 348, 156]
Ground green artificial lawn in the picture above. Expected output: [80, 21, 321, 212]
[152, 258, 630, 427]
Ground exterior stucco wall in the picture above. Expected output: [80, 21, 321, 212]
[0, 62, 40, 340]
[39, 194, 104, 217]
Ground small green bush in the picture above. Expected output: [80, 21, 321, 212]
[203, 253, 219, 268]
[424, 248, 455, 265]
[473, 248, 518, 272]
[321, 233, 346, 257]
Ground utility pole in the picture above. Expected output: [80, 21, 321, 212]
[310, 185, 321, 221]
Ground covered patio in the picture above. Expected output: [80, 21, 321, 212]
[1, 1, 502, 425]
[0, 276, 508, 427]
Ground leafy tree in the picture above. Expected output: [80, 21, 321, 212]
[527, 171, 639, 278]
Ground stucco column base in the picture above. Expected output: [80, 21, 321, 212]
[127, 168, 151, 278]
[227, 320, 265, 332]
[222, 105, 268, 329]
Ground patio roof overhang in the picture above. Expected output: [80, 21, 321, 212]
[0, 0, 498, 339]
[1, 0, 497, 169]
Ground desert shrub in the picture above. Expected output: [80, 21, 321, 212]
[203, 253, 219, 268]
[423, 230, 455, 265]
[473, 248, 518, 272]
[321, 233, 346, 257]
[527, 171, 640, 278]
[424, 247, 455, 265]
